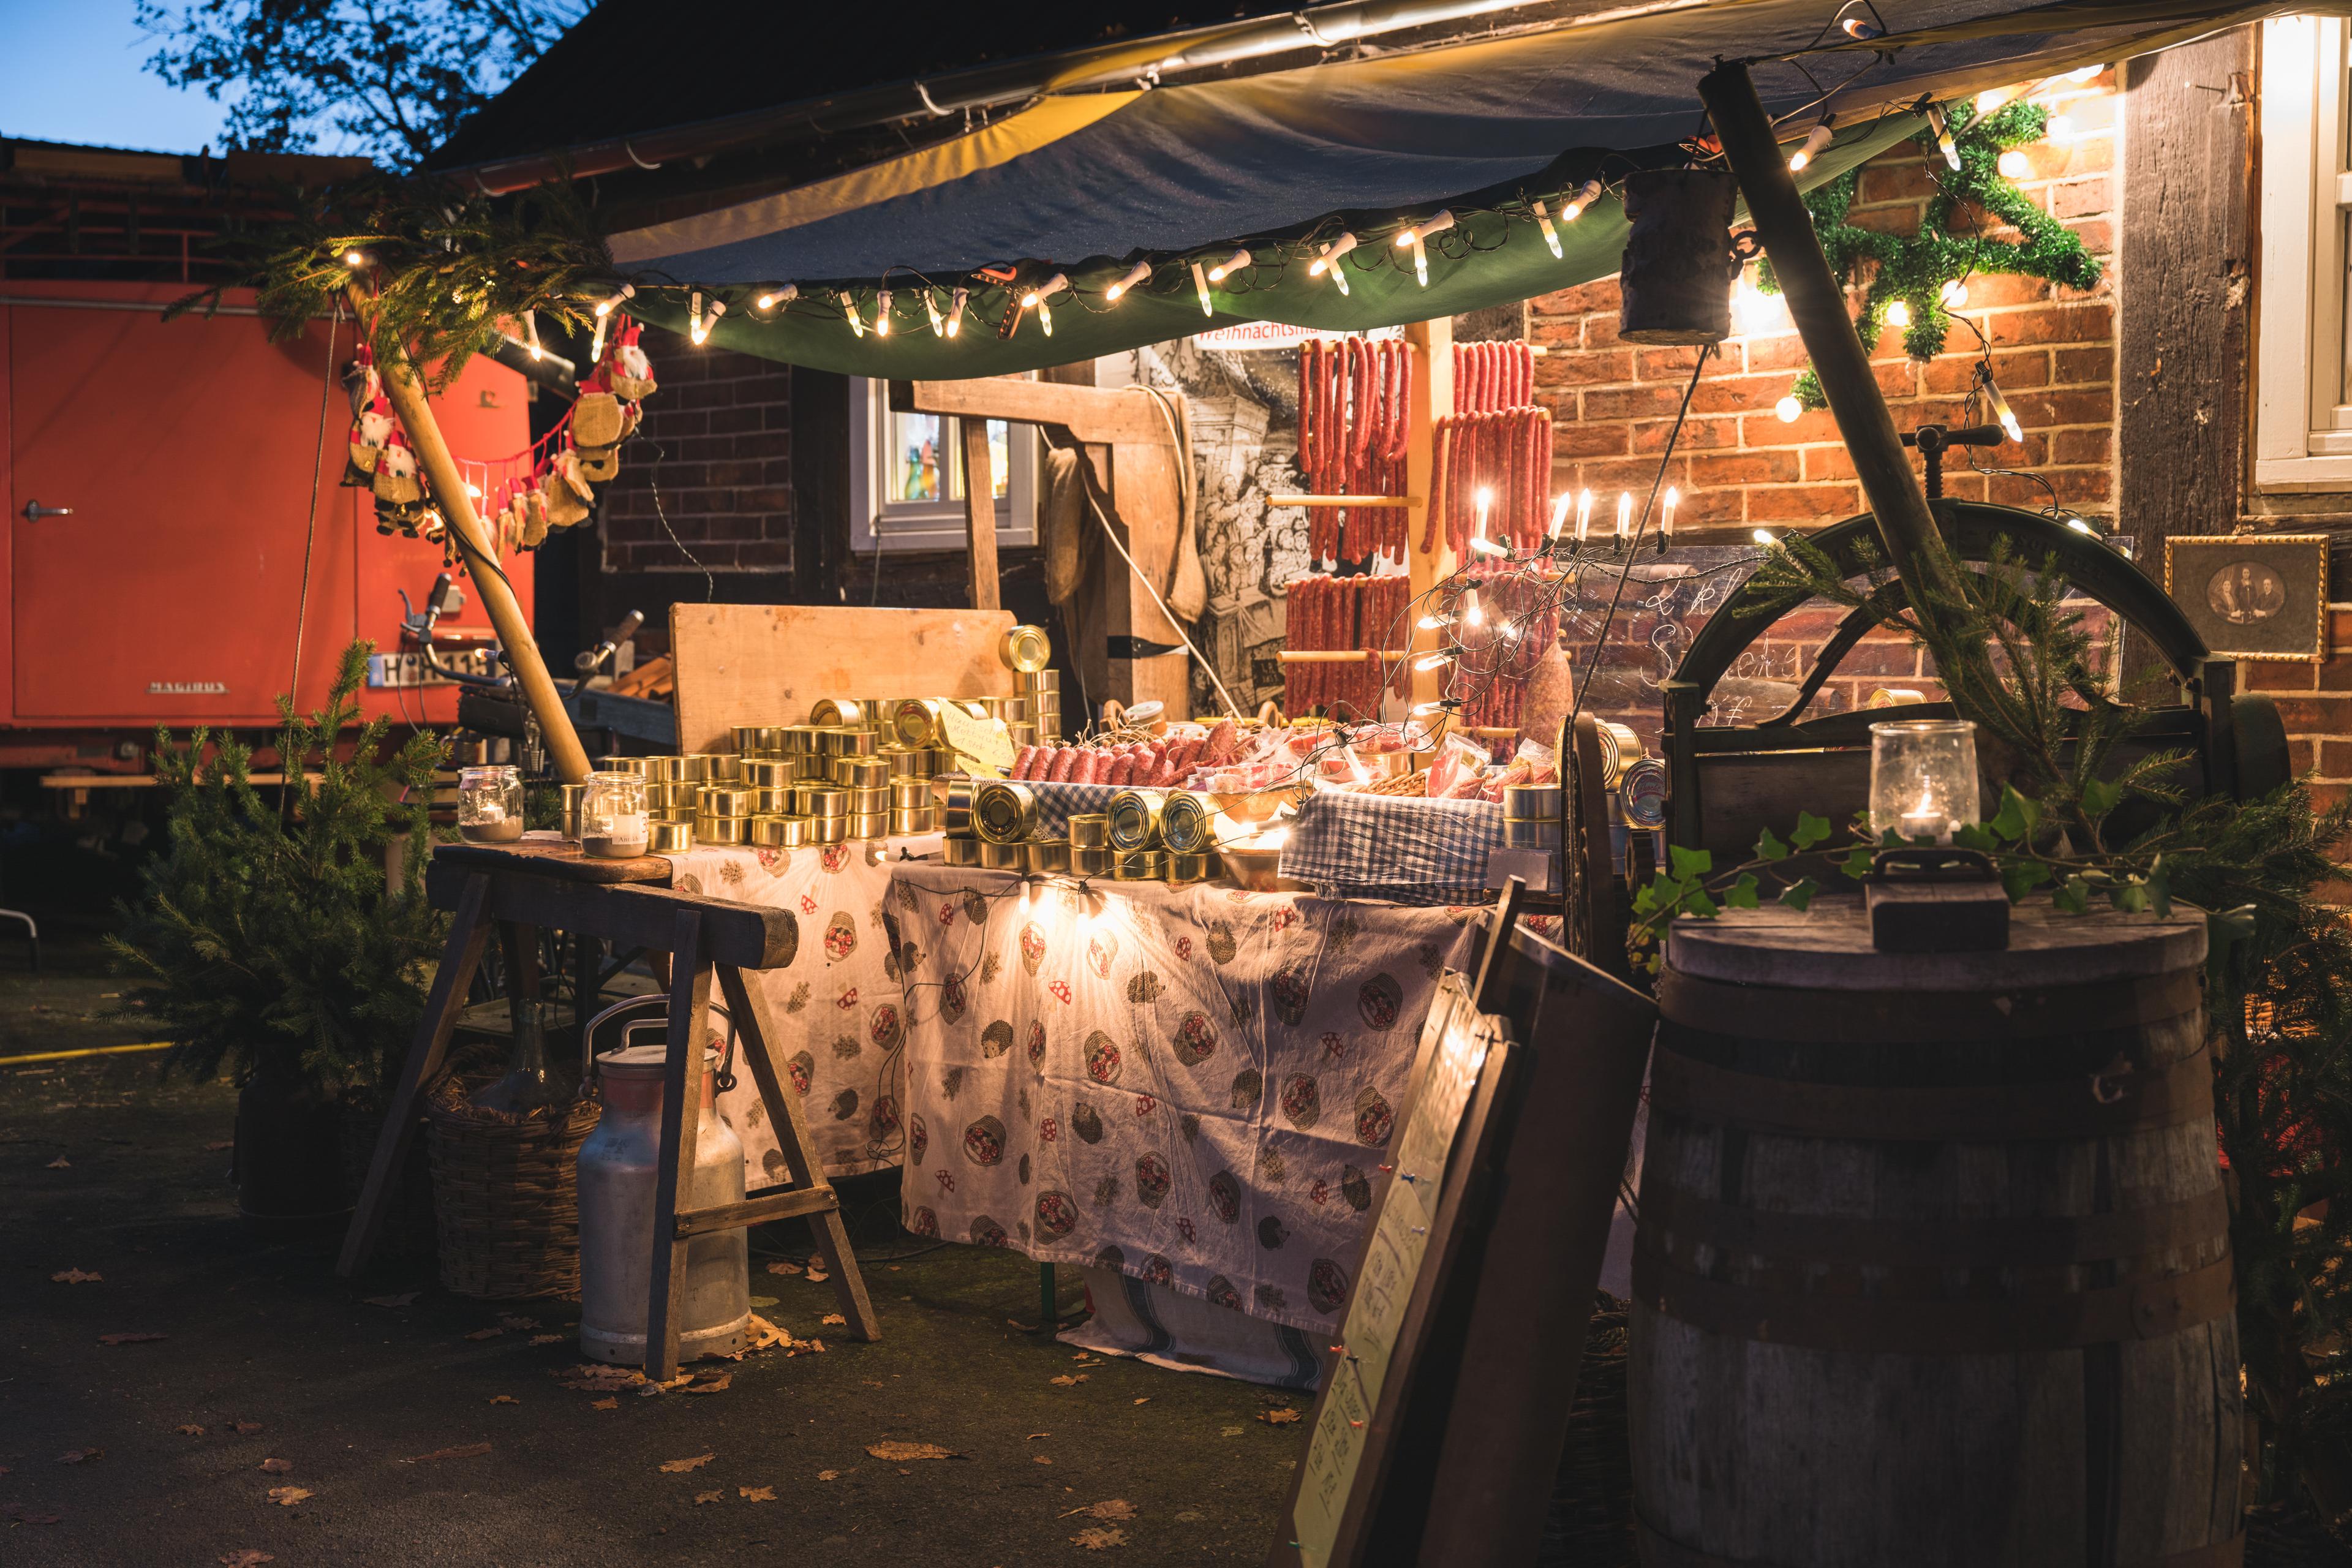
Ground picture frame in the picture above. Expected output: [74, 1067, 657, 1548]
[2163, 533, 2330, 663]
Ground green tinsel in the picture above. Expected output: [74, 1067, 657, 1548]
[1764, 100, 2103, 409]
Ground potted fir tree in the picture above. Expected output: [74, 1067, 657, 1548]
[111, 641, 447, 1219]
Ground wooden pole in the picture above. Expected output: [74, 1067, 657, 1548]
[1697, 62, 1967, 612]
[352, 285, 593, 784]
[960, 418, 1001, 612]
[1405, 317, 1457, 719]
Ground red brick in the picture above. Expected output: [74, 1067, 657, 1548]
[1740, 408, 1841, 447]
[1691, 374, 1801, 415]
[1538, 349, 1633, 386]
[1529, 317, 1583, 347]
[2064, 218, 2114, 255]
[1553, 421, 1629, 458]
[1856, 163, 1943, 206]
[2317, 659, 2352, 691]
[1529, 279, 1620, 315]
[2323, 740, 2352, 777]
[2049, 177, 2113, 219]
[2048, 427, 2111, 466]
[1804, 445, 1858, 481]
[1583, 383, 1691, 421]
[1848, 205, 1923, 238]
[2245, 693, 2345, 731]
[1742, 334, 1814, 372]
[1746, 483, 1863, 524]
[2052, 346, 2111, 385]
[1989, 303, 2114, 347]
[1635, 346, 1708, 380]
[1633, 415, 1738, 453]
[1583, 312, 1626, 350]
[2015, 386, 2114, 426]
[2246, 661, 2321, 692]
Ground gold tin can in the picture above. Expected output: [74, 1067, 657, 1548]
[748, 786, 797, 814]
[794, 754, 832, 782]
[647, 819, 695, 854]
[978, 840, 1026, 870]
[645, 780, 698, 812]
[881, 744, 927, 778]
[846, 785, 892, 813]
[890, 777, 934, 809]
[943, 834, 982, 866]
[998, 695, 1031, 725]
[796, 785, 850, 818]
[741, 758, 795, 788]
[1159, 791, 1218, 854]
[938, 780, 976, 835]
[677, 753, 717, 782]
[1501, 783, 1562, 818]
[731, 724, 785, 756]
[1067, 813, 1110, 849]
[973, 780, 1038, 845]
[596, 756, 652, 777]
[695, 814, 748, 845]
[1113, 848, 1166, 880]
[1025, 839, 1071, 875]
[891, 697, 943, 748]
[890, 805, 938, 834]
[1008, 722, 1037, 750]
[821, 728, 878, 758]
[1072, 845, 1113, 876]
[809, 698, 863, 728]
[746, 814, 794, 847]
[847, 809, 891, 840]
[1016, 667, 1061, 693]
[705, 753, 744, 782]
[558, 782, 587, 838]
[783, 725, 828, 753]
[811, 815, 847, 845]
[641, 755, 689, 782]
[652, 807, 696, 824]
[1106, 789, 1167, 851]
[834, 756, 892, 789]
[1166, 851, 1213, 884]
[923, 747, 954, 774]
[698, 785, 755, 818]
[1000, 623, 1051, 673]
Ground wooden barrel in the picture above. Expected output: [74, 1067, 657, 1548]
[1629, 903, 2238, 1568]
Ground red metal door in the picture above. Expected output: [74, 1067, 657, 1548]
[7, 293, 355, 723]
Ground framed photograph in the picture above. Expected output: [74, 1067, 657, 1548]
[2163, 533, 2331, 663]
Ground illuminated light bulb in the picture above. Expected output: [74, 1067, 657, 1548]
[840, 291, 865, 339]
[2059, 62, 2105, 84]
[1105, 260, 1152, 301]
[342, 248, 367, 267]
[948, 287, 967, 337]
[687, 291, 705, 345]
[1997, 149, 2031, 178]
[1205, 249, 1251, 283]
[1414, 652, 1450, 673]
[1417, 613, 1453, 631]
[1940, 278, 1968, 309]
[752, 284, 793, 312]
[464, 481, 483, 499]
[1408, 233, 1430, 287]
[1575, 488, 1593, 543]
[1192, 260, 1213, 317]
[1469, 489, 1506, 555]
[1974, 86, 2016, 115]
[2047, 113, 2077, 141]
[1615, 491, 1632, 549]
[523, 308, 543, 360]
[1885, 298, 1912, 328]
[1019, 273, 1067, 338]
[1980, 371, 2024, 443]
[1462, 589, 1484, 627]
[1658, 486, 1679, 554]
[1841, 12, 1882, 39]
[1753, 528, 1777, 545]
[1788, 121, 1835, 172]
[1548, 491, 1572, 541]
[1395, 209, 1455, 247]
[2066, 517, 2095, 534]
[1732, 277, 1788, 336]
[1561, 178, 1604, 222]
[1531, 200, 1564, 259]
[924, 291, 946, 336]
[1776, 394, 1804, 423]
[1308, 233, 1357, 275]
[1926, 104, 1961, 170]
[1411, 701, 1447, 716]
[875, 289, 892, 337]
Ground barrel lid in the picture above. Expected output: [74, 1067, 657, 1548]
[1667, 902, 2207, 990]
[597, 1044, 720, 1077]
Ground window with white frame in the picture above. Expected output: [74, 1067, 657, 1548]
[847, 377, 1038, 551]
[2257, 15, 2352, 488]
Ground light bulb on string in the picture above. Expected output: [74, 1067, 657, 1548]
[1939, 278, 1968, 309]
[948, 288, 967, 337]
[1310, 233, 1357, 295]
[1413, 652, 1450, 673]
[1530, 200, 1564, 259]
[1547, 491, 1572, 542]
[688, 290, 705, 345]
[1104, 260, 1152, 302]
[1978, 368, 2024, 443]
[1205, 249, 1250, 283]
[1925, 103, 1961, 170]
[1191, 261, 1214, 317]
[1395, 209, 1451, 288]
[1417, 612, 1453, 631]
[1975, 85, 2021, 115]
[875, 290, 892, 337]
[1837, 2, 1882, 39]
[840, 290, 865, 339]
[1788, 119, 1835, 172]
[1575, 488, 1593, 544]
[523, 308, 543, 360]
[1753, 528, 1778, 545]
[1614, 491, 1632, 551]
[1885, 298, 1912, 328]
[1657, 486, 1679, 554]
[590, 283, 635, 361]
[752, 284, 793, 312]
[2066, 517, 2095, 535]
[1469, 488, 1505, 555]
[1997, 149, 2030, 178]
[924, 291, 946, 336]
[1775, 394, 1804, 423]
[342, 248, 368, 268]
[1461, 589, 1485, 629]
[1020, 273, 1068, 338]
[2046, 113, 2078, 141]
[1561, 178, 1604, 222]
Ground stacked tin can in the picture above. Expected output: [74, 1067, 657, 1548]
[1502, 782, 1562, 851]
[1084, 787, 1221, 884]
[1001, 624, 1060, 744]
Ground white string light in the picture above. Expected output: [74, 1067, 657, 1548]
[1775, 394, 1803, 423]
[1191, 260, 1214, 317]
[924, 290, 946, 336]
[1417, 612, 1452, 631]
[1939, 278, 1967, 309]
[1205, 249, 1251, 283]
[1575, 488, 1593, 543]
[1614, 490, 1632, 551]
[1753, 527, 1778, 545]
[523, 308, 543, 360]
[688, 292, 725, 346]
[752, 284, 793, 312]
[1104, 260, 1152, 302]
[1469, 487, 1505, 554]
[1787, 119, 1835, 172]
[1561, 178, 1604, 221]
[589, 283, 635, 361]
[1309, 233, 1357, 295]
[342, 248, 368, 268]
[1413, 652, 1450, 673]
[1979, 368, 2024, 442]
[1657, 485, 1679, 554]
[1547, 491, 1572, 541]
[1395, 209, 1453, 288]
[948, 287, 967, 337]
[840, 290, 866, 339]
[1885, 298, 1912, 328]
[1461, 587, 1485, 627]
[1997, 149, 2030, 178]
[1530, 200, 1563, 259]
[1925, 102, 1961, 170]
[875, 288, 893, 337]
[1020, 273, 1068, 337]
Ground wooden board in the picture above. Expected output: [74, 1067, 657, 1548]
[433, 838, 671, 884]
[891, 377, 1169, 445]
[668, 603, 1017, 753]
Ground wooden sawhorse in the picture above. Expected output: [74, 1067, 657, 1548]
[337, 840, 878, 1378]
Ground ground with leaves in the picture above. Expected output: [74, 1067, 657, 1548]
[0, 940, 1296, 1564]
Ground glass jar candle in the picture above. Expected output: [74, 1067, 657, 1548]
[580, 774, 649, 859]
[1869, 718, 1980, 845]
[458, 765, 525, 843]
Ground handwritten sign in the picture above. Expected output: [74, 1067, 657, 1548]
[937, 701, 1015, 776]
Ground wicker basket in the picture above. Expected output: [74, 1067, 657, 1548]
[424, 1067, 600, 1299]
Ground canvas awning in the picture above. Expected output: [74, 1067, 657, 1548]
[611, 0, 2316, 375]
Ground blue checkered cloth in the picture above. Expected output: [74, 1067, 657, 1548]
[1019, 780, 1123, 841]
[1277, 790, 1504, 905]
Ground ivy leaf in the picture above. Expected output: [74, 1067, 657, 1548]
[2147, 858, 2172, 919]
[1790, 811, 1833, 851]
[1951, 823, 1999, 854]
[2052, 876, 2090, 915]
[1683, 890, 1719, 919]
[1838, 846, 1876, 881]
[1989, 783, 2041, 843]
[1670, 845, 1714, 880]
[2000, 860, 2052, 903]
[1631, 881, 1660, 918]
[1880, 827, 1908, 848]
[1778, 877, 1819, 912]
[1724, 873, 1762, 910]
[2079, 776, 2124, 822]
[1755, 828, 1790, 862]
[2111, 883, 2150, 914]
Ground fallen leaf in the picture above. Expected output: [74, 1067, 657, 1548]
[205, 1141, 233, 1152]
[463, 1327, 505, 1341]
[232, 1422, 263, 1436]
[865, 1441, 960, 1462]
[258, 1458, 293, 1474]
[1133, 1398, 1150, 1406]
[693, 1490, 723, 1506]
[1027, 1432, 1050, 1441]
[1035, 1455, 1054, 1465]
[764, 1260, 802, 1276]
[1258, 1408, 1302, 1425]
[1071, 1527, 1127, 1550]
[46, 1156, 69, 1169]
[98, 1332, 165, 1346]
[684, 1374, 733, 1396]
[659, 1452, 716, 1474]
[401, 1443, 492, 1463]
[1086, 1500, 1137, 1521]
[362, 1293, 418, 1309]
[739, 1485, 775, 1502]
[177, 1425, 206, 1437]
[488, 1396, 519, 1406]
[1049, 1374, 1090, 1386]
[50, 1268, 100, 1284]
[805, 1268, 831, 1283]
[57, 1448, 102, 1464]
[807, 1254, 828, 1271]
[528, 1334, 564, 1346]
[590, 1398, 618, 1411]
[266, 1487, 311, 1508]
[498, 1315, 539, 1331]
[1, 1504, 61, 1525]
[638, 1374, 692, 1397]
[219, 1552, 274, 1566]
[817, 1469, 840, 1482]
[821, 1313, 846, 1326]
[1221, 1426, 1245, 1438]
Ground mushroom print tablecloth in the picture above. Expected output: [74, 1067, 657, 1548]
[888, 863, 1480, 1335]
[663, 842, 910, 1181]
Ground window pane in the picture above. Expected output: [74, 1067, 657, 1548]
[889, 410, 948, 503]
[988, 420, 1011, 502]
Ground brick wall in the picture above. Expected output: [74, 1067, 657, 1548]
[599, 327, 794, 574]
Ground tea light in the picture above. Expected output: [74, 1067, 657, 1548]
[1869, 719, 1980, 845]
[579, 773, 649, 859]
[458, 765, 524, 843]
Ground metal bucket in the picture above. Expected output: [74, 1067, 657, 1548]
[575, 997, 751, 1365]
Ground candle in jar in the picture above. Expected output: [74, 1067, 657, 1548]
[1899, 783, 1948, 842]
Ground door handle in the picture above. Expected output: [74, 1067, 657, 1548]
[21, 500, 72, 522]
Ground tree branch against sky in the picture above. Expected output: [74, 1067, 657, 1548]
[136, 0, 586, 168]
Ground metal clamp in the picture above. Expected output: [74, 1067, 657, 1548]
[21, 500, 72, 522]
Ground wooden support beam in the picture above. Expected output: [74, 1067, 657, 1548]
[961, 417, 1000, 612]
[423, 856, 800, 971]
[1406, 317, 1458, 717]
[891, 376, 1166, 444]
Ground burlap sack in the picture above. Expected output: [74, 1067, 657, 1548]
[551, 450, 596, 505]
[577, 445, 620, 483]
[543, 477, 589, 529]
[522, 490, 551, 548]
[571, 391, 626, 448]
[372, 467, 424, 507]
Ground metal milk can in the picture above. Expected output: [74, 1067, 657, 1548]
[576, 996, 750, 1364]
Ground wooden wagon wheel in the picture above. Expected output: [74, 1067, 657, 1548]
[1556, 713, 1629, 978]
